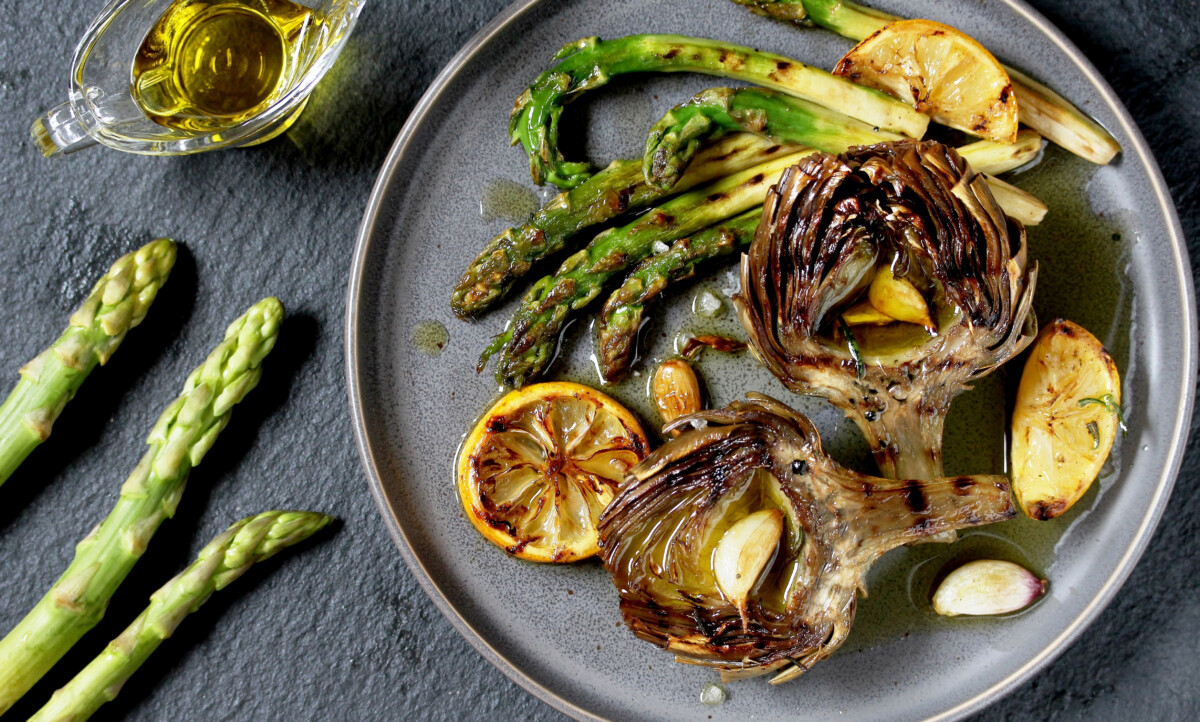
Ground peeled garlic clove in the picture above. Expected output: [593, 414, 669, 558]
[842, 299, 894, 326]
[651, 359, 702, 428]
[932, 559, 1047, 616]
[713, 508, 784, 629]
[867, 264, 934, 328]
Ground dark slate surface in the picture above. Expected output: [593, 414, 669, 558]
[0, 0, 1194, 720]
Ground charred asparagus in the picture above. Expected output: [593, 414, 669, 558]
[728, 0, 1120, 163]
[511, 33, 928, 188]
[478, 149, 804, 388]
[452, 133, 800, 318]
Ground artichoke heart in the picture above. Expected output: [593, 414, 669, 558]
[598, 394, 1016, 684]
[734, 140, 1037, 481]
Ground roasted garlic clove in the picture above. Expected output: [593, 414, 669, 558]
[867, 264, 934, 328]
[842, 299, 893, 326]
[713, 509, 784, 631]
[932, 559, 1047, 616]
[651, 359, 702, 429]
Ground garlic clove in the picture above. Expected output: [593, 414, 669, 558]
[713, 508, 784, 630]
[842, 299, 894, 326]
[932, 559, 1047, 616]
[867, 264, 934, 328]
[650, 359, 702, 429]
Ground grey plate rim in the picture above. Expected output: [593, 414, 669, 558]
[344, 1, 1197, 719]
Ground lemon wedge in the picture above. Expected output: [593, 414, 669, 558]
[1011, 319, 1122, 520]
[834, 19, 1019, 143]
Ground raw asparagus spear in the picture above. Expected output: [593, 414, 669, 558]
[728, 0, 1121, 163]
[0, 297, 284, 714]
[511, 34, 928, 188]
[0, 239, 176, 489]
[644, 87, 902, 190]
[598, 137, 1047, 380]
[479, 152, 807, 387]
[452, 133, 801, 319]
[28, 510, 332, 722]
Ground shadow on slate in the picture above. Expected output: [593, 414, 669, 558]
[95, 519, 343, 722]
[0, 244, 198, 532]
[2, 312, 318, 721]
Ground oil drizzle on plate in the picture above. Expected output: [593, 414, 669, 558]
[479, 144, 1136, 661]
[479, 179, 539, 224]
[412, 320, 449, 356]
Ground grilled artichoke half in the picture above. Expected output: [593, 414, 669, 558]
[735, 140, 1037, 480]
[598, 394, 1016, 684]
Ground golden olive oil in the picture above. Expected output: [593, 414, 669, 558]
[132, 0, 313, 132]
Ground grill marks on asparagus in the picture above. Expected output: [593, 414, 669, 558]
[467, 20, 1061, 384]
[644, 87, 902, 191]
[510, 33, 927, 189]
[595, 214, 758, 382]
[480, 152, 810, 387]
[452, 134, 801, 319]
[726, 0, 1120, 163]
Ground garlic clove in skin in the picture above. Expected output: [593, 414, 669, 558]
[713, 508, 784, 631]
[650, 359, 703, 429]
[932, 559, 1047, 616]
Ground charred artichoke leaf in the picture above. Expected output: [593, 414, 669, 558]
[598, 394, 1015, 683]
[734, 140, 1037, 481]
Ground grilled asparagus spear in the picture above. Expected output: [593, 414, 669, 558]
[511, 33, 928, 188]
[644, 87, 901, 191]
[0, 298, 283, 714]
[479, 152, 807, 387]
[596, 213, 759, 381]
[728, 0, 1121, 163]
[452, 133, 801, 319]
[0, 239, 176, 489]
[597, 136, 1046, 380]
[644, 85, 1043, 189]
[28, 511, 332, 722]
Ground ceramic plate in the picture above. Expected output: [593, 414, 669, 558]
[346, 1, 1195, 719]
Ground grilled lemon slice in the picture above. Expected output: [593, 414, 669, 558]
[834, 19, 1019, 143]
[1011, 319, 1122, 520]
[457, 382, 649, 562]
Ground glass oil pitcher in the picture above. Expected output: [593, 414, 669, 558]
[33, 0, 364, 158]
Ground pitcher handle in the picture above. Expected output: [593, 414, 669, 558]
[31, 101, 98, 158]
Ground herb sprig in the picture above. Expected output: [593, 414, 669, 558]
[1079, 393, 1127, 436]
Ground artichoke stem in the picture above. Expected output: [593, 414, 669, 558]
[853, 403, 946, 481]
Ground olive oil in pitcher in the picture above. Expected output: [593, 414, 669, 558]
[132, 0, 314, 133]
